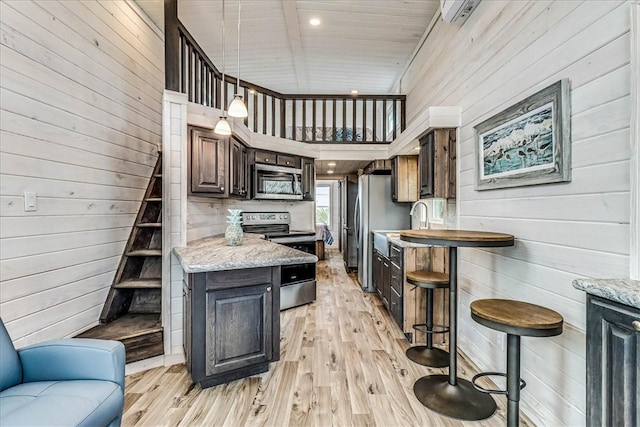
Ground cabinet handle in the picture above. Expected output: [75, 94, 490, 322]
[633, 320, 640, 332]
[266, 286, 272, 292]
[220, 186, 224, 191]
[265, 159, 269, 162]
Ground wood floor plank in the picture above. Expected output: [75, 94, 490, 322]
[122, 249, 532, 427]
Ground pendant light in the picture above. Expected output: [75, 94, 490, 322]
[227, 0, 248, 118]
[214, 0, 232, 135]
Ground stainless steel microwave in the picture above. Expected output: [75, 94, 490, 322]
[253, 164, 303, 200]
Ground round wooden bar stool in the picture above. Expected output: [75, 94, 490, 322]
[405, 270, 450, 368]
[470, 299, 564, 427]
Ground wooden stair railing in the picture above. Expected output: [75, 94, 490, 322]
[77, 155, 163, 363]
[164, 1, 405, 144]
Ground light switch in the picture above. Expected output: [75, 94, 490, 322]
[24, 192, 37, 212]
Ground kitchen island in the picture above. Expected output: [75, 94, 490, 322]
[572, 278, 639, 426]
[173, 234, 317, 388]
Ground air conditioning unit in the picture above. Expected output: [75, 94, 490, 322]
[440, 0, 481, 24]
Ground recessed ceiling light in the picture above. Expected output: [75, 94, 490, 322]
[310, 18, 320, 26]
[351, 90, 358, 94]
[414, 147, 420, 150]
[327, 162, 336, 166]
[327, 170, 334, 174]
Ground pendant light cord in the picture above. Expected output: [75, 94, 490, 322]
[237, 0, 241, 91]
[221, 0, 225, 111]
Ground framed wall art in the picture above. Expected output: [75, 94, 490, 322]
[474, 79, 571, 190]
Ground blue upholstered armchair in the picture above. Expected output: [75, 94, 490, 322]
[0, 318, 125, 427]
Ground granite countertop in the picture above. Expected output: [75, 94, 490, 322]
[173, 233, 318, 273]
[371, 230, 433, 250]
[572, 278, 640, 309]
[387, 234, 433, 249]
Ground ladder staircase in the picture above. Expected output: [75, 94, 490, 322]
[77, 155, 164, 363]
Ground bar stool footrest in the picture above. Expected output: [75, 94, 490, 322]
[471, 372, 526, 395]
[412, 323, 449, 335]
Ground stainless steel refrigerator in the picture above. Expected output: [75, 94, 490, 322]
[356, 174, 410, 292]
[341, 176, 358, 271]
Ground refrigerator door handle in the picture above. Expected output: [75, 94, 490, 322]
[354, 193, 360, 249]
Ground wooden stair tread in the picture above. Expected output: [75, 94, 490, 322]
[114, 278, 161, 289]
[137, 223, 162, 228]
[127, 249, 162, 257]
[77, 314, 162, 341]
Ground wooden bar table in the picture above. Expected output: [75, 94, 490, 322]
[401, 229, 515, 421]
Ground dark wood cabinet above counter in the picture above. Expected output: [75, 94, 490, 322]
[188, 126, 314, 201]
[419, 128, 456, 199]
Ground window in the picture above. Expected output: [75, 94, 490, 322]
[315, 185, 330, 226]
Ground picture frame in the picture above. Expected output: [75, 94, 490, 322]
[474, 79, 571, 191]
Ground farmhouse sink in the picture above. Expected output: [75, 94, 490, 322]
[372, 230, 402, 257]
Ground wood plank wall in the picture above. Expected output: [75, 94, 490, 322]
[401, 1, 632, 425]
[0, 0, 163, 346]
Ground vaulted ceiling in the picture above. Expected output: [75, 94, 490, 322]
[135, 0, 440, 94]
[136, 0, 442, 176]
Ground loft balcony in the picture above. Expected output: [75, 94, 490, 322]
[167, 20, 405, 144]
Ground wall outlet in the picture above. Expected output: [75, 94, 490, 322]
[24, 192, 37, 212]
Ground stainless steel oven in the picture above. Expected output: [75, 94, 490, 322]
[253, 164, 303, 200]
[242, 212, 316, 310]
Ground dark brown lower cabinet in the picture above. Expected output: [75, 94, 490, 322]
[586, 295, 639, 427]
[372, 248, 403, 330]
[184, 267, 280, 388]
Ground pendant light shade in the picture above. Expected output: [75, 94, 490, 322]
[228, 0, 248, 118]
[228, 94, 248, 118]
[214, 115, 232, 135]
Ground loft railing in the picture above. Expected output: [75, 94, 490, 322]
[165, 0, 405, 144]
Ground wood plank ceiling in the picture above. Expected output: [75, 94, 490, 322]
[135, 0, 440, 174]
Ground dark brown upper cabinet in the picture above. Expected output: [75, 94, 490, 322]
[230, 136, 249, 198]
[189, 127, 250, 199]
[301, 157, 315, 201]
[189, 126, 227, 196]
[419, 128, 456, 199]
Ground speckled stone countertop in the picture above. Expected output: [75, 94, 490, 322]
[387, 235, 433, 248]
[572, 278, 640, 309]
[371, 230, 433, 249]
[173, 234, 318, 273]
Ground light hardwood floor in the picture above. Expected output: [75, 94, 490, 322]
[123, 250, 531, 426]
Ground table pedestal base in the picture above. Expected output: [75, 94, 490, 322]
[406, 346, 449, 368]
[413, 375, 497, 421]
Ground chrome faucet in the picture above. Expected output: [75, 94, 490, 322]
[409, 200, 429, 229]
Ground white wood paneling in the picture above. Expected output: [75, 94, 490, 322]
[0, 0, 163, 345]
[400, 1, 632, 425]
[631, 2, 640, 279]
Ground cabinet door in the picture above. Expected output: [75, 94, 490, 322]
[302, 157, 315, 201]
[190, 127, 227, 195]
[372, 250, 382, 295]
[183, 281, 192, 373]
[419, 132, 434, 198]
[230, 137, 248, 198]
[390, 263, 402, 295]
[205, 283, 273, 375]
[390, 287, 403, 328]
[392, 156, 419, 202]
[587, 296, 639, 427]
[382, 257, 391, 307]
